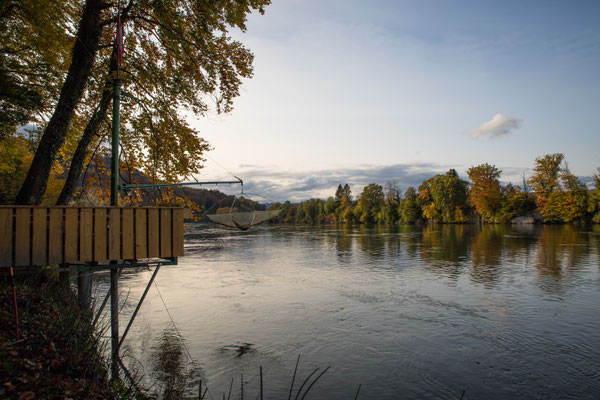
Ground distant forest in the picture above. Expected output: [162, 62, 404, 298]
[270, 153, 600, 225]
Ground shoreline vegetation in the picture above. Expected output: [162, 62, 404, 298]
[267, 154, 600, 226]
[0, 273, 132, 400]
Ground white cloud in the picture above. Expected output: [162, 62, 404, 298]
[471, 113, 520, 139]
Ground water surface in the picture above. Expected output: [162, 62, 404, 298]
[103, 224, 600, 399]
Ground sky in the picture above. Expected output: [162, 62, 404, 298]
[191, 0, 600, 202]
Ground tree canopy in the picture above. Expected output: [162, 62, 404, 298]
[269, 154, 597, 226]
[1, 0, 270, 205]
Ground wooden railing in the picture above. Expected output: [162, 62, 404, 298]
[0, 206, 185, 268]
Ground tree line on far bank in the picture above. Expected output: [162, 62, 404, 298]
[269, 154, 600, 225]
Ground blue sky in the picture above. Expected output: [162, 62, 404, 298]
[192, 0, 600, 202]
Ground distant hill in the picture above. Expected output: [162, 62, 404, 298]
[178, 187, 265, 213]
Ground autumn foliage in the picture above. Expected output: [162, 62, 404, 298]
[270, 154, 598, 225]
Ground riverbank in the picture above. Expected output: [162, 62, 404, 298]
[0, 272, 119, 399]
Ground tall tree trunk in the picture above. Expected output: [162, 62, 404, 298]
[15, 0, 105, 205]
[56, 0, 132, 206]
[56, 72, 114, 205]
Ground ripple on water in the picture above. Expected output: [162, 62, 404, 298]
[112, 224, 600, 399]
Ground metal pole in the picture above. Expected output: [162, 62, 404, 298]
[110, 266, 119, 381]
[111, 78, 120, 206]
[118, 264, 161, 349]
[110, 72, 121, 382]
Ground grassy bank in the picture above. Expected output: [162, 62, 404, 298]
[0, 272, 120, 399]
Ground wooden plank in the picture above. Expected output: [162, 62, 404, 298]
[135, 209, 147, 259]
[64, 208, 78, 262]
[172, 208, 184, 257]
[80, 208, 93, 262]
[108, 208, 121, 261]
[94, 208, 107, 262]
[148, 209, 159, 258]
[160, 209, 172, 257]
[0, 208, 12, 267]
[122, 208, 134, 260]
[48, 208, 63, 264]
[14, 208, 30, 266]
[32, 208, 48, 265]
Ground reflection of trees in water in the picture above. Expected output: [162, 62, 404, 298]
[355, 225, 387, 260]
[151, 328, 201, 400]
[535, 226, 587, 276]
[500, 224, 538, 262]
[398, 225, 422, 258]
[419, 225, 469, 280]
[593, 225, 600, 263]
[535, 225, 590, 294]
[334, 224, 353, 262]
[470, 225, 505, 286]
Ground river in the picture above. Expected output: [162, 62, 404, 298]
[98, 224, 600, 399]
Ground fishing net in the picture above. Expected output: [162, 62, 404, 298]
[207, 210, 281, 230]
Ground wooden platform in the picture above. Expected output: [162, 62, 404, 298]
[0, 206, 185, 268]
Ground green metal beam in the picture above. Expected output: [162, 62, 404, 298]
[120, 179, 243, 191]
[111, 79, 120, 207]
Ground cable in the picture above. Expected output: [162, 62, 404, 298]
[153, 280, 194, 362]
[204, 153, 239, 180]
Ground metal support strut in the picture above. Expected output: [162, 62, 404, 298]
[110, 74, 121, 382]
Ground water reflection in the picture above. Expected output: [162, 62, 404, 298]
[268, 223, 599, 292]
[419, 225, 469, 280]
[355, 225, 388, 259]
[399, 225, 422, 259]
[534, 226, 593, 295]
[114, 223, 600, 399]
[150, 329, 200, 399]
[469, 225, 504, 286]
[334, 224, 353, 262]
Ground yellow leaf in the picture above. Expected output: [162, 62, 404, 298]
[19, 391, 35, 400]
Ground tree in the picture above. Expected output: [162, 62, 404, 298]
[528, 153, 564, 216]
[334, 184, 344, 203]
[495, 184, 535, 223]
[378, 204, 397, 224]
[0, 135, 31, 203]
[14, 0, 271, 205]
[528, 154, 589, 222]
[544, 165, 588, 222]
[384, 181, 400, 205]
[426, 169, 469, 223]
[15, 0, 107, 204]
[335, 195, 353, 223]
[417, 177, 437, 221]
[587, 168, 600, 223]
[357, 183, 384, 224]
[324, 196, 337, 216]
[0, 0, 74, 139]
[399, 187, 421, 223]
[296, 199, 323, 224]
[342, 183, 352, 201]
[467, 163, 502, 222]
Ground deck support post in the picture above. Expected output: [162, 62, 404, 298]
[110, 266, 119, 382]
[77, 265, 92, 310]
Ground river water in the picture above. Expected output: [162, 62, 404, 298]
[101, 224, 600, 399]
